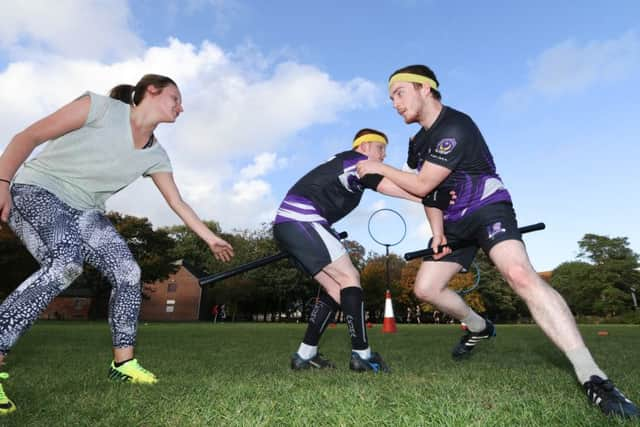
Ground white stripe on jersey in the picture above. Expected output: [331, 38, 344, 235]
[480, 177, 506, 200]
[283, 201, 317, 211]
[311, 222, 347, 262]
[277, 208, 327, 223]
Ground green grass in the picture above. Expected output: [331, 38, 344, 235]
[2, 322, 639, 426]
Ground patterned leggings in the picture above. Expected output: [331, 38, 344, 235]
[0, 184, 142, 354]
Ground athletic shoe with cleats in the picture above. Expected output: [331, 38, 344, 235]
[583, 375, 639, 418]
[0, 373, 16, 415]
[452, 320, 496, 360]
[349, 352, 390, 373]
[108, 359, 158, 384]
[290, 353, 335, 370]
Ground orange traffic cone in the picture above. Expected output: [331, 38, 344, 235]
[382, 290, 397, 333]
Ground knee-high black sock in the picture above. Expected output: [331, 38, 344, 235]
[302, 291, 340, 346]
[340, 286, 368, 350]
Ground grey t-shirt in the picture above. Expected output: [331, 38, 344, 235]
[14, 91, 173, 211]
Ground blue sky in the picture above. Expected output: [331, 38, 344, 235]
[1, 1, 639, 271]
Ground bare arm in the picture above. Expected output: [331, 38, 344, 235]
[0, 96, 90, 222]
[375, 177, 421, 203]
[151, 172, 234, 262]
[424, 206, 452, 260]
[357, 160, 451, 197]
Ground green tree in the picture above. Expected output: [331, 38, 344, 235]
[578, 234, 639, 265]
[552, 233, 640, 317]
[361, 253, 405, 321]
[551, 261, 600, 315]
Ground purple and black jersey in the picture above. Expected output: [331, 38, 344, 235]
[408, 106, 512, 223]
[275, 150, 383, 225]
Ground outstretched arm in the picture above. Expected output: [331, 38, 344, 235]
[0, 96, 90, 222]
[357, 160, 451, 197]
[375, 177, 421, 202]
[151, 172, 234, 262]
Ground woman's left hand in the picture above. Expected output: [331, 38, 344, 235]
[208, 235, 235, 262]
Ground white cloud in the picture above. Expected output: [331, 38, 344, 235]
[0, 0, 143, 61]
[240, 153, 278, 179]
[530, 31, 640, 95]
[231, 179, 271, 203]
[0, 37, 379, 232]
[501, 31, 640, 107]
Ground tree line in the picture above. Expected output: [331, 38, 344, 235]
[1, 213, 638, 322]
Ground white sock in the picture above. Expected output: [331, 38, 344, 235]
[461, 310, 486, 333]
[566, 346, 607, 384]
[353, 347, 371, 360]
[297, 343, 317, 360]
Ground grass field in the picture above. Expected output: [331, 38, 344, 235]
[1, 322, 639, 426]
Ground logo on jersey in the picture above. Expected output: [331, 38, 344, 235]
[487, 222, 506, 240]
[434, 138, 457, 155]
[338, 167, 363, 193]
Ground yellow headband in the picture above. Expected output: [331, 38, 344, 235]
[388, 72, 438, 90]
[352, 133, 388, 149]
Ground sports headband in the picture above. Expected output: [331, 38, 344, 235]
[352, 133, 388, 148]
[388, 72, 438, 90]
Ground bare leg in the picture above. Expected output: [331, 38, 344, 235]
[315, 253, 360, 295]
[488, 240, 606, 383]
[413, 260, 469, 319]
[488, 240, 584, 352]
[113, 347, 134, 363]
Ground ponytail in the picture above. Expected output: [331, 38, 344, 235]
[108, 74, 177, 106]
[109, 84, 136, 105]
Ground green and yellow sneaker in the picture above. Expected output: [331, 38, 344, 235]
[0, 373, 16, 415]
[108, 359, 158, 384]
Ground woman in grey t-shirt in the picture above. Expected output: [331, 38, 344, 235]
[0, 74, 234, 414]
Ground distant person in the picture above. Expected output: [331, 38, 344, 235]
[433, 310, 440, 325]
[355, 64, 638, 418]
[0, 74, 234, 415]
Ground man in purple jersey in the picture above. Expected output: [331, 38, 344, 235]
[356, 65, 637, 418]
[274, 128, 430, 373]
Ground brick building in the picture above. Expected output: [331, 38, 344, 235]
[40, 288, 93, 320]
[139, 260, 205, 321]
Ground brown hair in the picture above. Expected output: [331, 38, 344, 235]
[109, 74, 177, 105]
[389, 64, 442, 100]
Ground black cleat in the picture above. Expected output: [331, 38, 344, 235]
[583, 376, 639, 418]
[452, 320, 496, 360]
[290, 353, 336, 370]
[349, 352, 390, 373]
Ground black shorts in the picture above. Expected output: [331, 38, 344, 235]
[431, 202, 522, 269]
[273, 221, 347, 276]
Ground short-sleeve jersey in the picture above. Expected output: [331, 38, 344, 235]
[407, 106, 511, 223]
[14, 91, 173, 212]
[275, 150, 383, 225]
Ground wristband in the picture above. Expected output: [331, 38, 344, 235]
[422, 189, 450, 210]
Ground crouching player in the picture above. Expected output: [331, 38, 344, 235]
[274, 128, 440, 372]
